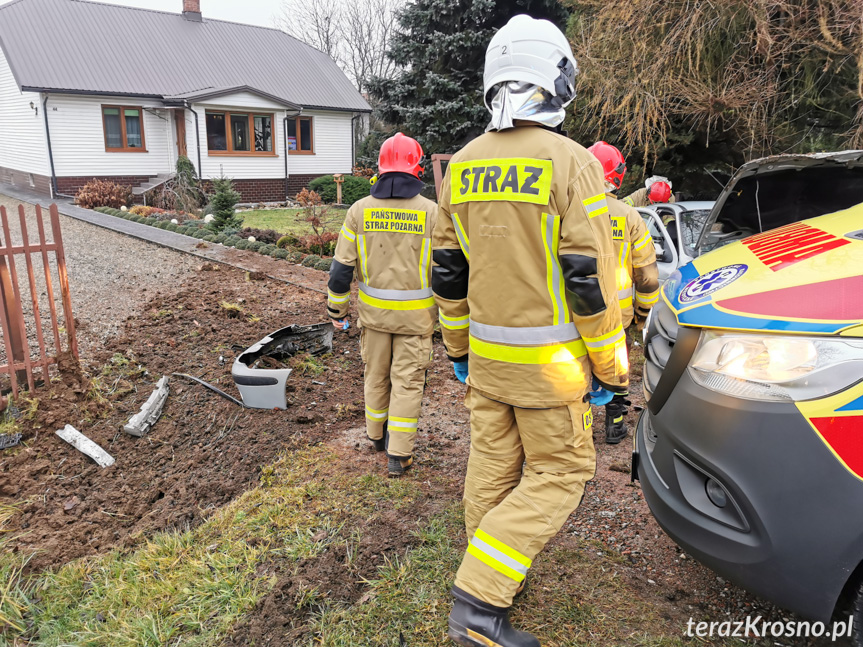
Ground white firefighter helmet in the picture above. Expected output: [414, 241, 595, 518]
[483, 14, 578, 112]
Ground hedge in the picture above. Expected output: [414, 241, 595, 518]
[308, 175, 371, 205]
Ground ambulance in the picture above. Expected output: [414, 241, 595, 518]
[634, 151, 863, 637]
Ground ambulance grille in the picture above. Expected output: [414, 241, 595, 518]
[643, 300, 679, 399]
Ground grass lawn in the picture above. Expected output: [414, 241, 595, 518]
[239, 208, 347, 236]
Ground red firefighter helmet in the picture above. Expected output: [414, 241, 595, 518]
[378, 132, 424, 178]
[587, 141, 626, 189]
[647, 181, 672, 204]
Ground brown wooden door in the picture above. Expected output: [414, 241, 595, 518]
[174, 109, 188, 158]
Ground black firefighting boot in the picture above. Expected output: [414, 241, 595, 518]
[368, 423, 388, 452]
[387, 455, 413, 477]
[448, 586, 540, 647]
[604, 394, 629, 445]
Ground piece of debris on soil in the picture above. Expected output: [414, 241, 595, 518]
[196, 242, 209, 249]
[55, 424, 115, 467]
[245, 271, 266, 281]
[609, 461, 630, 473]
[123, 376, 169, 437]
[0, 432, 22, 449]
[220, 301, 243, 318]
[199, 262, 220, 271]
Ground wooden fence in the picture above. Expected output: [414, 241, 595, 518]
[0, 203, 77, 398]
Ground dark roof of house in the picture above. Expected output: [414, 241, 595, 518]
[0, 0, 371, 112]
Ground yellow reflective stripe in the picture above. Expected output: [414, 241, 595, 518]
[388, 416, 418, 431]
[541, 213, 569, 326]
[340, 224, 356, 242]
[633, 232, 653, 250]
[583, 325, 625, 351]
[636, 289, 660, 306]
[327, 289, 350, 304]
[359, 291, 435, 311]
[583, 193, 609, 218]
[452, 212, 470, 260]
[469, 336, 587, 365]
[474, 529, 531, 568]
[419, 238, 431, 289]
[449, 158, 553, 205]
[365, 406, 388, 421]
[623, 196, 635, 207]
[357, 234, 370, 283]
[440, 312, 470, 329]
[619, 296, 633, 309]
[467, 544, 525, 583]
[618, 242, 630, 269]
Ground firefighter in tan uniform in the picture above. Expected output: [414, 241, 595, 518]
[432, 16, 628, 647]
[623, 176, 674, 207]
[588, 141, 660, 444]
[327, 133, 437, 477]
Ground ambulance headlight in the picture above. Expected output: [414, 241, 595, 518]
[688, 330, 863, 402]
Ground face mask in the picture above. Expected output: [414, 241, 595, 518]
[486, 81, 566, 132]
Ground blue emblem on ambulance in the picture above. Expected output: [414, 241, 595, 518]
[679, 264, 748, 303]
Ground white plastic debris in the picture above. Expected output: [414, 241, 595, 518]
[171, 218, 179, 224]
[123, 376, 169, 437]
[204, 214, 215, 223]
[55, 425, 115, 468]
[248, 236, 256, 242]
[120, 205, 127, 212]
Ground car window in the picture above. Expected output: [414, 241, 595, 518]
[678, 209, 711, 255]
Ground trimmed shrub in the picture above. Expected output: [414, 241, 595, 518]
[166, 223, 179, 232]
[214, 234, 228, 244]
[240, 227, 282, 245]
[259, 244, 277, 256]
[75, 179, 133, 209]
[193, 230, 208, 239]
[234, 239, 250, 250]
[287, 250, 303, 263]
[301, 254, 321, 267]
[203, 235, 216, 243]
[143, 217, 158, 226]
[225, 236, 242, 247]
[246, 241, 263, 252]
[314, 258, 333, 272]
[273, 248, 290, 260]
[308, 174, 371, 205]
[276, 235, 298, 249]
[156, 221, 168, 229]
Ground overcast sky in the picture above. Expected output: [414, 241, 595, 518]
[0, 0, 285, 27]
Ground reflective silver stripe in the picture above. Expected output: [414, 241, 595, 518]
[543, 213, 567, 326]
[388, 420, 418, 430]
[453, 212, 470, 258]
[469, 320, 580, 345]
[359, 283, 434, 301]
[470, 536, 529, 577]
[583, 327, 625, 350]
[618, 287, 633, 299]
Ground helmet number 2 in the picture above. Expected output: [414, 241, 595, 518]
[501, 45, 507, 54]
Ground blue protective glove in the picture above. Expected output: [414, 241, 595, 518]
[453, 360, 469, 384]
[332, 318, 350, 331]
[589, 377, 614, 406]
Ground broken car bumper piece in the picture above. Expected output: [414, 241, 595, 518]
[232, 323, 333, 410]
[123, 375, 169, 437]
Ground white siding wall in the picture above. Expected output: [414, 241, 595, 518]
[287, 110, 354, 175]
[0, 49, 49, 175]
[191, 97, 355, 180]
[47, 94, 174, 177]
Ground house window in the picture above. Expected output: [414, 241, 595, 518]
[287, 116, 314, 154]
[102, 106, 147, 152]
[205, 111, 275, 155]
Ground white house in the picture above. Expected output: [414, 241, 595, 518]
[0, 0, 371, 202]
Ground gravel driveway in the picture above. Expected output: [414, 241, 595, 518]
[0, 194, 197, 360]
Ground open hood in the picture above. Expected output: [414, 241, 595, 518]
[696, 150, 863, 252]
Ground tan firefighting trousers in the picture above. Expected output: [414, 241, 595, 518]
[454, 388, 596, 608]
[361, 327, 433, 458]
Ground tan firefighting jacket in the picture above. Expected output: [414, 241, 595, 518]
[328, 193, 438, 335]
[432, 123, 628, 408]
[622, 187, 676, 208]
[607, 194, 660, 328]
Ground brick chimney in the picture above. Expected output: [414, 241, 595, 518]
[183, 0, 202, 21]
